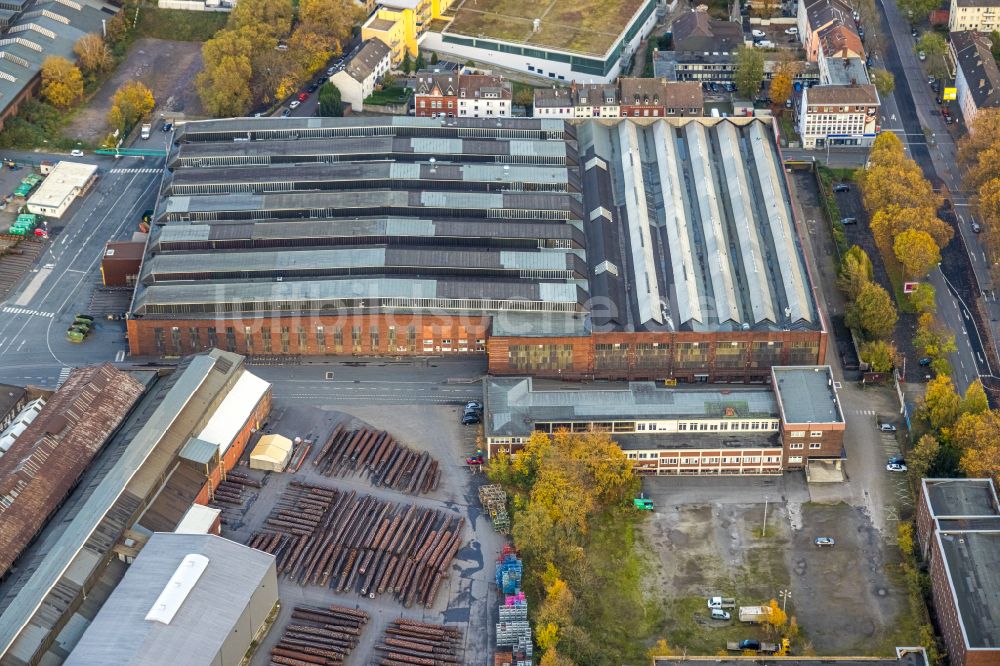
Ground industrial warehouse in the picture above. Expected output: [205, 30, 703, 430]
[126, 116, 826, 382]
[0, 350, 271, 666]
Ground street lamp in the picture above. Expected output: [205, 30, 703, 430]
[779, 588, 791, 613]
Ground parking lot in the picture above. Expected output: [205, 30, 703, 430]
[215, 395, 500, 666]
[639, 476, 914, 655]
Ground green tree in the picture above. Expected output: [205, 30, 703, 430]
[847, 281, 898, 340]
[415, 51, 426, 71]
[40, 56, 83, 109]
[910, 434, 940, 478]
[402, 51, 412, 74]
[430, 51, 439, 65]
[962, 379, 990, 416]
[734, 45, 765, 100]
[870, 68, 895, 97]
[916, 32, 948, 80]
[860, 340, 896, 372]
[319, 82, 343, 117]
[900, 0, 942, 23]
[909, 282, 937, 314]
[923, 375, 961, 433]
[838, 245, 874, 299]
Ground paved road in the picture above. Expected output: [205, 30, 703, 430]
[281, 38, 363, 118]
[249, 357, 488, 405]
[868, 0, 992, 391]
[0, 152, 163, 388]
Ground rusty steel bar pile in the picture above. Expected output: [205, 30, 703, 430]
[246, 481, 465, 608]
[312, 425, 440, 495]
[372, 618, 464, 666]
[268, 604, 369, 666]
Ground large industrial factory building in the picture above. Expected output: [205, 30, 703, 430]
[127, 116, 826, 382]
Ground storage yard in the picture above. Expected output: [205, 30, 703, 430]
[214, 401, 499, 666]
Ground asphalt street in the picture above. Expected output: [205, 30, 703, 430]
[867, 0, 992, 391]
[250, 357, 488, 405]
[0, 151, 163, 388]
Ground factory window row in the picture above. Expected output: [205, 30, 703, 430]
[625, 453, 783, 464]
[150, 324, 485, 356]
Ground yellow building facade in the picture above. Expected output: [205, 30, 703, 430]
[361, 0, 455, 64]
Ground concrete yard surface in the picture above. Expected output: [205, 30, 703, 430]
[641, 476, 916, 655]
[216, 400, 503, 666]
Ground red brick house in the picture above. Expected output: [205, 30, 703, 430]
[414, 73, 458, 117]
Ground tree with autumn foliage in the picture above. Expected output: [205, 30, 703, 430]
[922, 375, 961, 433]
[961, 379, 990, 416]
[764, 599, 789, 636]
[107, 80, 155, 136]
[74, 33, 112, 75]
[847, 281, 897, 340]
[954, 409, 1000, 485]
[860, 340, 896, 372]
[838, 245, 874, 300]
[40, 56, 83, 109]
[909, 434, 940, 478]
[894, 229, 941, 278]
[489, 431, 653, 662]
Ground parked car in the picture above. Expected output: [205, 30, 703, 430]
[298, 92, 309, 101]
[465, 401, 483, 412]
[307, 82, 319, 93]
[326, 66, 337, 76]
[751, 29, 766, 38]
[833, 183, 850, 192]
[918, 50, 926, 61]
[918, 357, 932, 366]
[162, 122, 173, 132]
[785, 98, 793, 108]
[814, 537, 835, 547]
[281, 108, 291, 117]
[289, 100, 300, 109]
[70, 149, 84, 157]
[739, 639, 762, 650]
[461, 412, 480, 425]
[784, 26, 798, 34]
[889, 455, 906, 465]
[887, 462, 908, 472]
[756, 40, 775, 48]
[880, 423, 897, 432]
[841, 217, 857, 225]
[711, 609, 731, 620]
[317, 76, 328, 84]
[911, 27, 918, 37]
[973, 221, 982, 233]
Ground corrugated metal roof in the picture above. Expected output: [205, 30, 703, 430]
[195, 370, 270, 456]
[178, 437, 217, 465]
[0, 353, 227, 659]
[0, 365, 144, 579]
[485, 376, 778, 438]
[65, 533, 275, 666]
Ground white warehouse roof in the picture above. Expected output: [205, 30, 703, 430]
[26, 161, 97, 215]
[195, 370, 270, 455]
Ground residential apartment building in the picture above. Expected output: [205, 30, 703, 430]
[798, 83, 879, 148]
[413, 73, 458, 117]
[533, 78, 702, 118]
[951, 30, 1000, 127]
[361, 0, 456, 64]
[414, 73, 510, 117]
[915, 479, 1000, 666]
[457, 74, 512, 118]
[483, 366, 844, 477]
[799, 0, 859, 61]
[330, 39, 392, 112]
[949, 0, 1000, 33]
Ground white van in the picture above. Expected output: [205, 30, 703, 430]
[711, 609, 731, 620]
[710, 108, 721, 118]
[756, 40, 775, 48]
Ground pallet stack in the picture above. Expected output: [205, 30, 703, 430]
[478, 484, 510, 534]
[494, 546, 531, 666]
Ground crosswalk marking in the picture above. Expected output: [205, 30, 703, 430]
[853, 409, 876, 416]
[109, 168, 161, 174]
[56, 367, 72, 387]
[2, 306, 55, 318]
[115, 349, 126, 362]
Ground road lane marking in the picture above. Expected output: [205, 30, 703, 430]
[115, 349, 125, 362]
[56, 366, 71, 387]
[13, 268, 52, 306]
